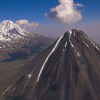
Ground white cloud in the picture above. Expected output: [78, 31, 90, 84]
[46, 0, 83, 24]
[16, 19, 39, 27]
[16, 20, 28, 25]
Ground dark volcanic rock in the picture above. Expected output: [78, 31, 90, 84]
[1, 29, 100, 100]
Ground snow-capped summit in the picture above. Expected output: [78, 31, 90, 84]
[0, 20, 31, 37]
[0, 20, 34, 50]
[1, 20, 15, 32]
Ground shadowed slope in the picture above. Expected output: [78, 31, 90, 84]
[1, 29, 100, 100]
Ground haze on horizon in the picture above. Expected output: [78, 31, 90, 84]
[0, 0, 100, 43]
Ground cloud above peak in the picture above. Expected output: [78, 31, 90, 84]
[45, 0, 83, 24]
[16, 19, 39, 27]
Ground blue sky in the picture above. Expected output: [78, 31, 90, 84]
[0, 0, 100, 43]
[0, 0, 100, 22]
[0, 0, 57, 22]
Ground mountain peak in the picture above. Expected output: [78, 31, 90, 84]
[1, 20, 16, 32]
[64, 29, 81, 37]
[0, 20, 34, 50]
[0, 20, 27, 33]
[2, 20, 14, 24]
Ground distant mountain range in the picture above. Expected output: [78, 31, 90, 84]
[0, 20, 54, 61]
[1, 29, 100, 100]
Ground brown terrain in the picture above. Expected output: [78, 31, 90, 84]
[0, 29, 100, 100]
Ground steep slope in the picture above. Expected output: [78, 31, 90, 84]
[1, 29, 100, 100]
[0, 20, 54, 61]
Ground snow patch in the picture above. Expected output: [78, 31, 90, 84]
[28, 74, 32, 78]
[37, 35, 64, 82]
[69, 31, 72, 37]
[65, 42, 67, 47]
[73, 32, 76, 36]
[76, 29, 79, 31]
[83, 41, 89, 48]
[69, 39, 74, 48]
[77, 52, 81, 57]
[73, 48, 81, 57]
[12, 87, 15, 92]
[1, 84, 12, 99]
[88, 38, 100, 50]
[82, 33, 100, 50]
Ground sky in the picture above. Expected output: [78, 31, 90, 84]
[0, 0, 100, 43]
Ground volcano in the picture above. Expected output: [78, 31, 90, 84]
[1, 29, 100, 100]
